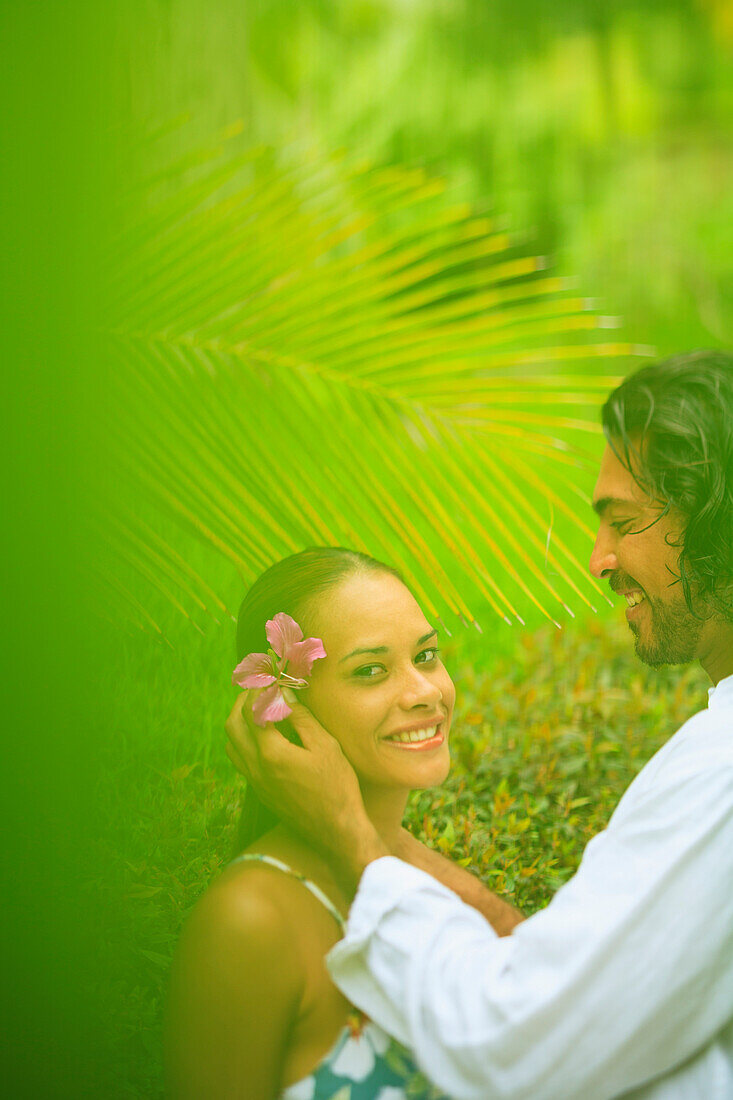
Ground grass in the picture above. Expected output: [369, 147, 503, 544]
[96, 609, 709, 1097]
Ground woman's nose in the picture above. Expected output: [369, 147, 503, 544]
[400, 665, 442, 709]
[589, 528, 618, 579]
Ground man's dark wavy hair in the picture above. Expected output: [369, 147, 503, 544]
[601, 349, 733, 621]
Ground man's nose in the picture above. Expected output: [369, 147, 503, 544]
[589, 530, 618, 578]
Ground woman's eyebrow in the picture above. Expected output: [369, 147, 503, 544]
[339, 645, 388, 663]
[339, 629, 437, 664]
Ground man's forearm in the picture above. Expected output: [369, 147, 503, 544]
[329, 817, 390, 899]
[393, 830, 524, 935]
[326, 821, 524, 935]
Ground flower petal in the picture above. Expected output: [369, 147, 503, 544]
[231, 652, 277, 689]
[330, 1027, 376, 1081]
[282, 1077, 315, 1100]
[286, 636, 327, 679]
[251, 684, 293, 727]
[265, 612, 303, 660]
[238, 672, 278, 689]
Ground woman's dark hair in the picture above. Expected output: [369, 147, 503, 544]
[601, 349, 733, 620]
[233, 547, 403, 853]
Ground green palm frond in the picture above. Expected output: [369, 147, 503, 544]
[104, 133, 650, 636]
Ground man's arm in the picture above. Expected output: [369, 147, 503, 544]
[225, 694, 521, 933]
[392, 828, 523, 935]
[226, 691, 733, 1098]
[328, 763, 733, 1100]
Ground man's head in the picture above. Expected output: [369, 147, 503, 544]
[590, 349, 732, 680]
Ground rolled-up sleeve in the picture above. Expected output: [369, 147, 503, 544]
[327, 763, 733, 1100]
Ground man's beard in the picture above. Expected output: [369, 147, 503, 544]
[629, 591, 704, 668]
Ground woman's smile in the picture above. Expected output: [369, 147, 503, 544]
[382, 717, 446, 749]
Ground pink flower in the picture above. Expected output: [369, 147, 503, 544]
[231, 612, 327, 727]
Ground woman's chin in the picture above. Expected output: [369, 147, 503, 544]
[406, 747, 451, 789]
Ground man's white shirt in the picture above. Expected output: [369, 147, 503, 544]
[328, 674, 733, 1100]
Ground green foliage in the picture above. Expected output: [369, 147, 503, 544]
[98, 612, 707, 1096]
[122, 0, 732, 355]
[89, 6, 730, 1095]
[410, 616, 707, 910]
[101, 0, 731, 640]
[107, 136, 644, 638]
[104, 0, 731, 639]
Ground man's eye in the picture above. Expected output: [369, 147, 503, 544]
[611, 521, 633, 535]
[415, 647, 439, 664]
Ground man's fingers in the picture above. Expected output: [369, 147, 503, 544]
[226, 691, 258, 749]
[256, 721, 305, 764]
[224, 690, 248, 739]
[225, 739, 249, 777]
[226, 738, 280, 817]
[226, 690, 273, 785]
[224, 734, 249, 778]
[286, 702, 342, 754]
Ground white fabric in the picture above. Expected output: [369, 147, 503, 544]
[328, 674, 733, 1100]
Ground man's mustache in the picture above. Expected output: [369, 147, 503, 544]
[608, 573, 644, 596]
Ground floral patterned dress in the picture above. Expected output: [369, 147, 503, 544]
[230, 854, 450, 1100]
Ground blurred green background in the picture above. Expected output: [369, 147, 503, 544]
[5, 1, 730, 1095]
[104, 0, 731, 642]
[123, 0, 731, 352]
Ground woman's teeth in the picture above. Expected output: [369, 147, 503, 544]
[625, 591, 645, 607]
[386, 725, 438, 744]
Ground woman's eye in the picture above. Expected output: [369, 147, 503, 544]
[353, 664, 385, 679]
[611, 521, 633, 535]
[415, 647, 439, 664]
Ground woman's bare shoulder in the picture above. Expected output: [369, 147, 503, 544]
[183, 856, 303, 954]
[182, 826, 347, 964]
[167, 857, 307, 1099]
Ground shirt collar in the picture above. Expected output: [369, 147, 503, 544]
[708, 672, 733, 710]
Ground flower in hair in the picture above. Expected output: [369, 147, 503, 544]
[232, 612, 327, 727]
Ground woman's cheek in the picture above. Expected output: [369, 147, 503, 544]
[441, 669, 456, 714]
[301, 681, 357, 748]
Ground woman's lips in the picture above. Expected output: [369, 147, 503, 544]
[382, 729, 445, 751]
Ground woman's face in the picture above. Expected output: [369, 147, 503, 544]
[299, 570, 455, 793]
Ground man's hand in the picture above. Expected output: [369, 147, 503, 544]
[225, 692, 389, 897]
[392, 827, 524, 935]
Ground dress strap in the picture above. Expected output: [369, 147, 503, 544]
[229, 852, 346, 932]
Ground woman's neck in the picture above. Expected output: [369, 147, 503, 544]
[267, 784, 408, 885]
[360, 782, 409, 849]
